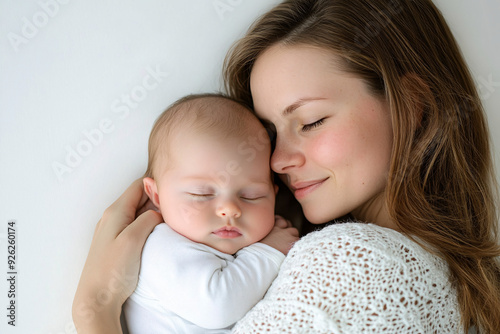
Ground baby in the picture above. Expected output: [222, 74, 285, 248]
[123, 93, 298, 333]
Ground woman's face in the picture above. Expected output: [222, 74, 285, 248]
[250, 44, 393, 225]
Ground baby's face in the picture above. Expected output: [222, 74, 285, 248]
[155, 126, 275, 254]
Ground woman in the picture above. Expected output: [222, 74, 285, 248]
[73, 0, 500, 333]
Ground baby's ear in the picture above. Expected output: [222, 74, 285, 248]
[143, 177, 161, 210]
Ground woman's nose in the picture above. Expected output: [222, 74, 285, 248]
[216, 200, 242, 218]
[270, 135, 305, 173]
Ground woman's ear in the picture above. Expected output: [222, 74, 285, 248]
[143, 177, 161, 210]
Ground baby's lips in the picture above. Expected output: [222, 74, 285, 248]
[212, 226, 242, 238]
[213, 226, 241, 234]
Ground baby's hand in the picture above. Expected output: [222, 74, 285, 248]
[260, 215, 299, 255]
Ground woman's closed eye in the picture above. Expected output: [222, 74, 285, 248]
[301, 118, 326, 132]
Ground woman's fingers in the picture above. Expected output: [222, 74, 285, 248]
[119, 209, 163, 249]
[135, 198, 158, 218]
[113, 178, 149, 219]
[99, 179, 148, 238]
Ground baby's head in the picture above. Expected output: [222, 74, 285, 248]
[143, 93, 276, 254]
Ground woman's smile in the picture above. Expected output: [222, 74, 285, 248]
[290, 178, 329, 200]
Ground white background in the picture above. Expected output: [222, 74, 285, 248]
[0, 1, 499, 333]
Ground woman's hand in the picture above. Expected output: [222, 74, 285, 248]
[72, 179, 163, 333]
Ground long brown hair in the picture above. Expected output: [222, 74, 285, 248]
[223, 0, 500, 332]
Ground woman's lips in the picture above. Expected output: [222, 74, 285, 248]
[213, 227, 242, 238]
[291, 178, 329, 200]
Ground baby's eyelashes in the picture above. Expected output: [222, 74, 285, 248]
[185, 192, 268, 202]
[186, 193, 215, 200]
[240, 196, 265, 201]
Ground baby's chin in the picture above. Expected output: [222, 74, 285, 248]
[209, 241, 250, 255]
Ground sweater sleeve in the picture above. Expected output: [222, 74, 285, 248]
[232, 223, 461, 333]
[139, 224, 285, 330]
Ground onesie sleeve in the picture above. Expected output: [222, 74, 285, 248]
[232, 223, 460, 333]
[139, 224, 285, 330]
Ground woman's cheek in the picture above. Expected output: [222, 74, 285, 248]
[312, 129, 351, 168]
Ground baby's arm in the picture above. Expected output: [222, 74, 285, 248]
[139, 221, 297, 330]
[194, 217, 298, 328]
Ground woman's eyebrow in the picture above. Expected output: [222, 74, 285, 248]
[282, 97, 325, 116]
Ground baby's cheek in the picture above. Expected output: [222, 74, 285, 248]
[177, 202, 208, 226]
[252, 205, 275, 239]
[160, 197, 201, 227]
[265, 206, 277, 232]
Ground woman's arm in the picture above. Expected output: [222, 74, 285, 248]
[72, 179, 163, 334]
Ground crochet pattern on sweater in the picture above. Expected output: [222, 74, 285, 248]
[232, 222, 462, 333]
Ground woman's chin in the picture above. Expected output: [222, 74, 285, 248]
[303, 208, 351, 225]
[303, 211, 332, 225]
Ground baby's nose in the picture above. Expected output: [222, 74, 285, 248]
[216, 200, 241, 218]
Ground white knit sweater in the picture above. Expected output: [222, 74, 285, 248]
[232, 222, 462, 333]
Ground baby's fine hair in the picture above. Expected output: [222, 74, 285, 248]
[145, 93, 258, 179]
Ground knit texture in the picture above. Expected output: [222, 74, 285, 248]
[232, 222, 462, 333]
